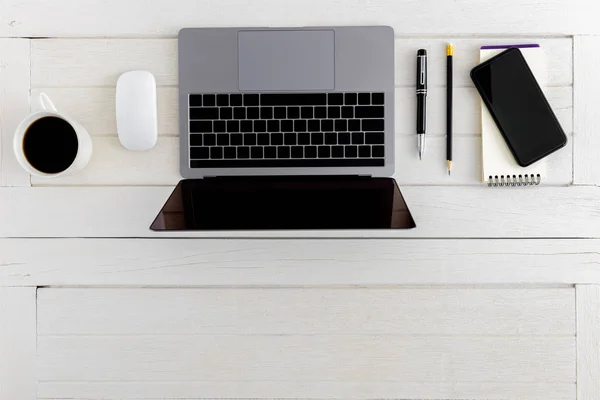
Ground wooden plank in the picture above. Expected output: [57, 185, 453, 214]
[2, 239, 600, 286]
[574, 36, 600, 185]
[37, 335, 575, 382]
[1, 186, 598, 238]
[30, 38, 573, 88]
[576, 285, 600, 400]
[0, 288, 36, 400]
[30, 86, 573, 138]
[37, 288, 575, 335]
[0, 39, 30, 186]
[1, 0, 595, 36]
[37, 381, 576, 400]
[29, 134, 574, 187]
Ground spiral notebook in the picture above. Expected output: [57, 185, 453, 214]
[480, 44, 546, 187]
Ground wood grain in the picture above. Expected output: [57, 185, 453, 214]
[576, 285, 600, 400]
[0, 288, 36, 400]
[0, 39, 30, 186]
[0, 0, 595, 36]
[1, 186, 598, 238]
[2, 239, 599, 286]
[574, 36, 600, 185]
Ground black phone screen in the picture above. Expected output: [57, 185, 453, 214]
[470, 48, 567, 167]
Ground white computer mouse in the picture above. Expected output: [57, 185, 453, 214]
[116, 71, 158, 151]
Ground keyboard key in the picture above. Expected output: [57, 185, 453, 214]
[352, 132, 365, 144]
[372, 92, 384, 105]
[314, 106, 327, 118]
[358, 93, 371, 105]
[240, 120, 253, 133]
[298, 132, 311, 145]
[318, 146, 331, 158]
[243, 94, 259, 106]
[359, 145, 371, 158]
[274, 106, 287, 119]
[230, 94, 243, 106]
[294, 120, 307, 132]
[338, 132, 351, 144]
[325, 132, 337, 144]
[308, 120, 320, 132]
[204, 133, 216, 146]
[311, 132, 324, 145]
[328, 93, 344, 105]
[335, 120, 347, 131]
[190, 134, 203, 146]
[301, 107, 314, 119]
[288, 107, 300, 119]
[271, 133, 283, 145]
[190, 147, 210, 159]
[230, 133, 243, 146]
[189, 95, 203, 107]
[191, 158, 385, 168]
[265, 146, 277, 159]
[220, 107, 233, 120]
[291, 146, 304, 158]
[233, 107, 246, 119]
[244, 133, 257, 146]
[365, 132, 385, 144]
[213, 120, 226, 133]
[332, 145, 344, 158]
[190, 107, 218, 120]
[341, 106, 353, 118]
[210, 146, 223, 159]
[284, 133, 297, 145]
[227, 120, 240, 132]
[362, 119, 385, 131]
[224, 146, 237, 159]
[328, 106, 341, 119]
[345, 145, 358, 158]
[254, 120, 267, 132]
[268, 120, 280, 132]
[251, 146, 263, 159]
[203, 94, 216, 106]
[348, 119, 361, 131]
[281, 120, 294, 132]
[247, 107, 260, 119]
[261, 93, 327, 106]
[372, 145, 385, 158]
[257, 133, 270, 145]
[217, 134, 229, 146]
[278, 146, 291, 158]
[305, 146, 317, 158]
[261, 107, 273, 119]
[344, 93, 357, 105]
[217, 94, 229, 106]
[190, 121, 212, 133]
[238, 146, 250, 159]
[321, 119, 334, 132]
[355, 106, 384, 118]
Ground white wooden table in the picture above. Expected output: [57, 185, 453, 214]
[1, 1, 600, 399]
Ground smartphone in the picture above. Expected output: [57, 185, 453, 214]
[470, 48, 567, 167]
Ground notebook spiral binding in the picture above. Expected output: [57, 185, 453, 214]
[487, 174, 541, 187]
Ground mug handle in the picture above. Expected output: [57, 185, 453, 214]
[39, 92, 57, 112]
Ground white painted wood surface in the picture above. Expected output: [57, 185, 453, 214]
[0, 288, 36, 400]
[576, 285, 600, 400]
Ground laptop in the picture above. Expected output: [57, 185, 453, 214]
[150, 26, 415, 231]
[178, 26, 395, 178]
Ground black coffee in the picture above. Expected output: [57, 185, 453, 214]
[23, 116, 78, 174]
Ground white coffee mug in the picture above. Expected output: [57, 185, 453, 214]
[14, 93, 92, 178]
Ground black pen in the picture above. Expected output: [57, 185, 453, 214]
[416, 49, 427, 159]
[446, 44, 453, 175]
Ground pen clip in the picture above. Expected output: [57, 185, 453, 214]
[419, 57, 426, 85]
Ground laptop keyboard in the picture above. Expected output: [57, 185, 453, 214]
[188, 92, 386, 169]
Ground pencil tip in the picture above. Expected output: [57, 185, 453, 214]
[448, 170, 451, 176]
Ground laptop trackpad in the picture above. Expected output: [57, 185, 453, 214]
[238, 30, 335, 91]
